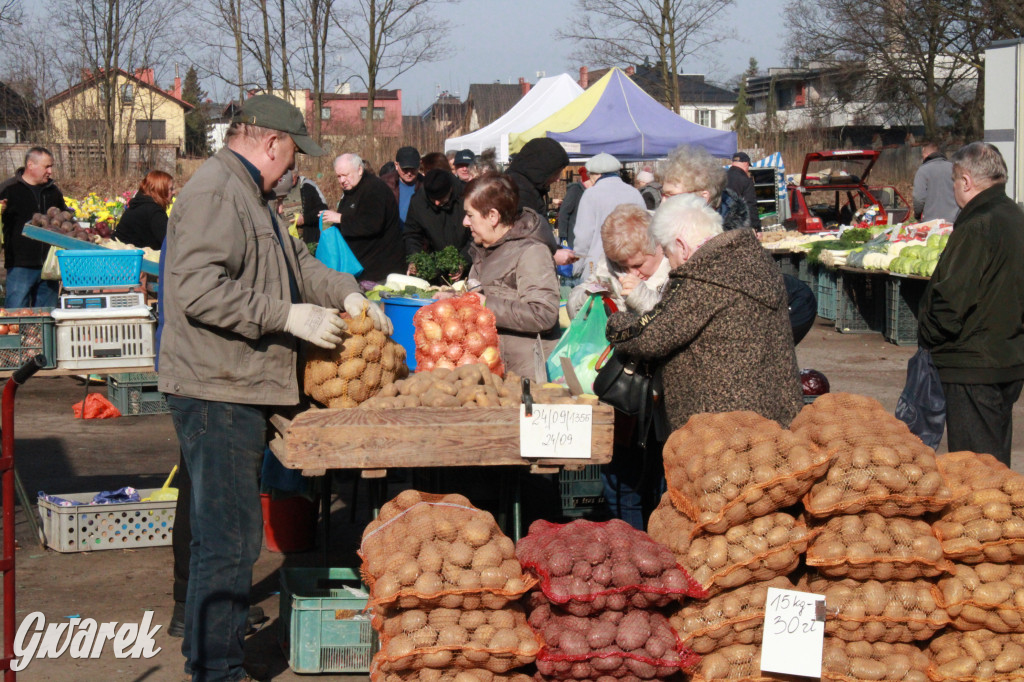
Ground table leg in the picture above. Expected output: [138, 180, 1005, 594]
[320, 471, 331, 567]
[13, 468, 43, 548]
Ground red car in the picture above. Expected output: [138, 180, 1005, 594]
[785, 150, 911, 233]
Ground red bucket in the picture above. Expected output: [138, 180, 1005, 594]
[260, 493, 316, 553]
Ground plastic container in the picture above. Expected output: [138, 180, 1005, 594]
[816, 268, 838, 320]
[559, 464, 606, 518]
[278, 567, 376, 674]
[107, 373, 168, 416]
[56, 249, 144, 288]
[56, 317, 155, 370]
[0, 308, 56, 370]
[835, 271, 885, 334]
[381, 296, 434, 371]
[885, 276, 925, 346]
[37, 489, 175, 552]
[261, 493, 316, 553]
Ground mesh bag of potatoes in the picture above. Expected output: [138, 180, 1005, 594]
[514, 518, 704, 615]
[662, 411, 831, 535]
[823, 639, 930, 682]
[793, 393, 953, 517]
[928, 630, 1024, 681]
[932, 469, 1024, 564]
[528, 602, 699, 680]
[648, 494, 814, 597]
[370, 664, 532, 682]
[690, 644, 775, 682]
[373, 605, 541, 674]
[304, 309, 409, 407]
[804, 575, 948, 642]
[936, 452, 1010, 501]
[936, 563, 1024, 632]
[361, 364, 521, 409]
[806, 512, 953, 580]
[669, 576, 794, 654]
[360, 490, 537, 610]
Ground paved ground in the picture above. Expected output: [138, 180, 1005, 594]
[3, 318, 1023, 681]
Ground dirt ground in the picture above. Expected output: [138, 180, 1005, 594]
[3, 318, 1023, 681]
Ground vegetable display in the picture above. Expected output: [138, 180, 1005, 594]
[936, 563, 1024, 633]
[360, 364, 520, 409]
[371, 668, 530, 682]
[823, 640, 930, 682]
[413, 294, 504, 376]
[928, 630, 1024, 680]
[29, 208, 111, 241]
[932, 466, 1024, 564]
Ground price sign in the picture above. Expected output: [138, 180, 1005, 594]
[519, 404, 593, 459]
[760, 587, 825, 678]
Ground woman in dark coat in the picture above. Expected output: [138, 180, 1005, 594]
[114, 170, 173, 250]
[606, 194, 802, 431]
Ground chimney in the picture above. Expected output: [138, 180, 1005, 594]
[579, 66, 588, 89]
[519, 77, 530, 95]
[173, 76, 181, 99]
[625, 66, 635, 76]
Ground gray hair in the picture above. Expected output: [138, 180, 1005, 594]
[225, 121, 280, 145]
[335, 153, 363, 172]
[650, 194, 723, 258]
[951, 142, 1007, 188]
[662, 144, 728, 208]
[24, 146, 52, 166]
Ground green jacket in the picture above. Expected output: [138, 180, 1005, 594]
[918, 184, 1024, 383]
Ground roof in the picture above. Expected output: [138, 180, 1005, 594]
[465, 83, 526, 127]
[46, 68, 194, 111]
[586, 65, 737, 106]
[0, 81, 41, 129]
[321, 89, 400, 102]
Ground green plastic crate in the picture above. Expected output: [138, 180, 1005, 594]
[0, 308, 56, 370]
[771, 251, 799, 277]
[885, 276, 926, 346]
[835, 271, 885, 334]
[559, 464, 605, 518]
[797, 256, 817, 289]
[816, 268, 837, 320]
[279, 567, 376, 674]
[107, 375, 168, 416]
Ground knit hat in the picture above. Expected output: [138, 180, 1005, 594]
[424, 168, 453, 201]
[586, 153, 621, 175]
[636, 170, 655, 184]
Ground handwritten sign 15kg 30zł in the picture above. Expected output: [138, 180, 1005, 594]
[760, 586, 826, 678]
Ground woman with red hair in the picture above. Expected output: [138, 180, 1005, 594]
[114, 170, 174, 250]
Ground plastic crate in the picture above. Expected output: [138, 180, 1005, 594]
[56, 317, 155, 370]
[797, 256, 816, 289]
[771, 252, 799, 277]
[559, 464, 605, 518]
[816, 268, 838, 320]
[885, 276, 926, 346]
[279, 567, 376, 674]
[835, 271, 886, 334]
[0, 308, 56, 370]
[56, 249, 143, 288]
[37, 489, 175, 552]
[107, 375, 168, 416]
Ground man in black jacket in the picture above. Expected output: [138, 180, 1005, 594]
[0, 147, 67, 308]
[404, 168, 469, 267]
[505, 137, 576, 267]
[919, 142, 1024, 465]
[725, 152, 761, 230]
[320, 152, 405, 282]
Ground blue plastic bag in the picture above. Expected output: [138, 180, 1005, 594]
[316, 216, 363, 277]
[895, 347, 946, 449]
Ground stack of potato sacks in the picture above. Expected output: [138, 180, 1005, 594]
[794, 393, 955, 682]
[516, 518, 705, 680]
[360, 490, 543, 682]
[646, 411, 831, 682]
[929, 450, 1024, 679]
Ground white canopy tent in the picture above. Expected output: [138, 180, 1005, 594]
[444, 74, 584, 164]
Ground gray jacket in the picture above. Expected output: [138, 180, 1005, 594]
[158, 148, 361, 405]
[913, 153, 960, 223]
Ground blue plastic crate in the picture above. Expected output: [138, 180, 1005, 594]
[816, 268, 837, 320]
[885, 275, 926, 346]
[57, 249, 144, 288]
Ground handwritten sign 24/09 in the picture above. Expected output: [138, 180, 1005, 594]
[760, 587, 826, 678]
[519, 404, 593, 458]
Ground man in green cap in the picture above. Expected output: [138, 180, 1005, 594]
[158, 94, 391, 682]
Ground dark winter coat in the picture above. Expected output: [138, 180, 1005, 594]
[114, 192, 168, 250]
[336, 173, 406, 282]
[919, 183, 1024, 383]
[468, 208, 560, 380]
[555, 181, 585, 248]
[403, 182, 470, 259]
[725, 165, 761, 229]
[506, 138, 568, 253]
[718, 187, 751, 231]
[0, 172, 68, 269]
[606, 228, 802, 430]
[380, 170, 423, 205]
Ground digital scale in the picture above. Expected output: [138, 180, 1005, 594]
[59, 287, 146, 311]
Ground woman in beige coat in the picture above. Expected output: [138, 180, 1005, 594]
[465, 173, 560, 381]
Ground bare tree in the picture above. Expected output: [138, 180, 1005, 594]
[292, 0, 337, 141]
[559, 0, 735, 113]
[331, 0, 457, 156]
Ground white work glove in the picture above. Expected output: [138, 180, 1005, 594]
[344, 293, 393, 336]
[284, 304, 346, 349]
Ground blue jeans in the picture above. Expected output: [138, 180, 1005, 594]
[167, 395, 266, 682]
[602, 442, 664, 531]
[5, 267, 58, 308]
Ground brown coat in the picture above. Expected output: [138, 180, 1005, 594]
[468, 208, 560, 380]
[606, 228, 802, 430]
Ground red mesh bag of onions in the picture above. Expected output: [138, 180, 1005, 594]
[515, 519, 705, 615]
[414, 294, 505, 376]
[528, 602, 700, 680]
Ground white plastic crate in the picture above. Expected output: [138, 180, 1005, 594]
[56, 317, 155, 370]
[37, 489, 175, 552]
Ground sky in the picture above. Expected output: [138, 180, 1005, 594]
[392, 0, 790, 114]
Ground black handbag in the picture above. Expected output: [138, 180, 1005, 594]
[593, 344, 663, 448]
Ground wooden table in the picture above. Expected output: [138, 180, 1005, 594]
[0, 365, 154, 380]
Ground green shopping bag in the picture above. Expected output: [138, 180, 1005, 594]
[546, 295, 610, 391]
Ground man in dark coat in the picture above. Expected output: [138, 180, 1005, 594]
[506, 137, 568, 248]
[404, 168, 469, 263]
[0, 147, 67, 307]
[321, 152, 406, 282]
[725, 151, 761, 229]
[380, 146, 423, 229]
[919, 141, 1024, 466]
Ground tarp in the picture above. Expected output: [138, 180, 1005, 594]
[509, 68, 737, 160]
[444, 74, 584, 164]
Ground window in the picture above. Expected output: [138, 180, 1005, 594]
[121, 83, 134, 105]
[696, 110, 715, 128]
[320, 107, 331, 120]
[359, 106, 385, 121]
[69, 119, 104, 140]
[136, 119, 166, 143]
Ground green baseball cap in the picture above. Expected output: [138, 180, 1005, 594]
[233, 94, 326, 156]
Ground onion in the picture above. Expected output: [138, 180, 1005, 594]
[463, 331, 486, 355]
[435, 357, 456, 370]
[421, 319, 442, 341]
[800, 368, 830, 395]
[457, 353, 478, 366]
[8, 325, 18, 334]
[480, 328, 499, 346]
[476, 309, 496, 328]
[445, 343, 464, 362]
[427, 340, 447, 359]
[442, 319, 466, 342]
[479, 346, 500, 367]
[457, 306, 476, 323]
[0, 325, 9, 335]
[418, 357, 436, 371]
[433, 301, 456, 320]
